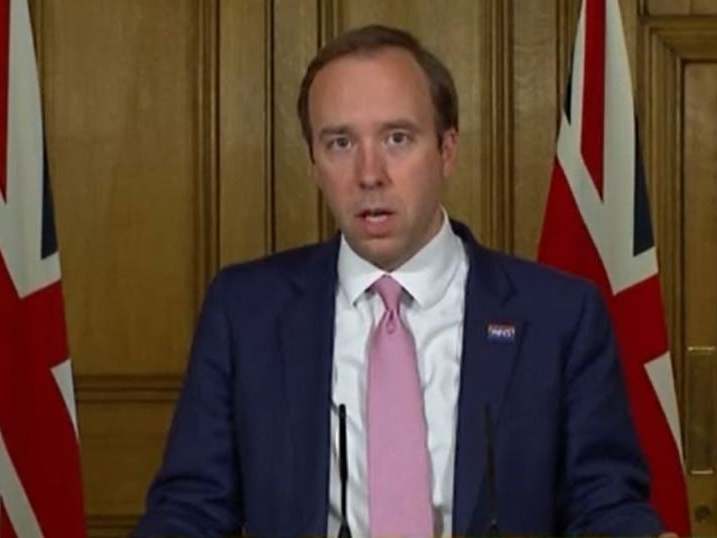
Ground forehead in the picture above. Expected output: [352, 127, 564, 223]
[308, 47, 434, 131]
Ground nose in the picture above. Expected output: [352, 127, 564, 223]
[356, 141, 386, 189]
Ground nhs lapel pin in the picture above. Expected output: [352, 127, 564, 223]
[487, 323, 516, 343]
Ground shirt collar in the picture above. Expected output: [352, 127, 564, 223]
[337, 210, 464, 308]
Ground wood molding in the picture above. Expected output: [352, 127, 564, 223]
[645, 1, 717, 16]
[76, 375, 182, 403]
[196, 0, 220, 301]
[476, 1, 512, 251]
[319, 0, 342, 45]
[86, 514, 137, 538]
[85, 514, 243, 538]
[316, 0, 340, 241]
[265, 0, 276, 253]
[643, 16, 717, 57]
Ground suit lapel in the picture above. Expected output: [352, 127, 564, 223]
[277, 238, 339, 536]
[451, 223, 523, 536]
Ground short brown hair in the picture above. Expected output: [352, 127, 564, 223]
[297, 24, 459, 157]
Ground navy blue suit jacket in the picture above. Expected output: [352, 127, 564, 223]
[134, 222, 663, 537]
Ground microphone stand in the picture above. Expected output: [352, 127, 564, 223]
[338, 404, 352, 538]
[484, 404, 500, 536]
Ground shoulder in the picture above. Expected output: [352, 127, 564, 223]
[452, 218, 599, 310]
[475, 245, 604, 322]
[492, 248, 596, 297]
[203, 237, 339, 309]
[217, 241, 328, 284]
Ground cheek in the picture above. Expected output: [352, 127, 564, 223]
[316, 175, 353, 216]
[315, 165, 345, 197]
[397, 160, 443, 211]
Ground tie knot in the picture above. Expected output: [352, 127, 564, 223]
[372, 275, 403, 311]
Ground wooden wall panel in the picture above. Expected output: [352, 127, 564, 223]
[219, 0, 272, 264]
[273, 0, 321, 251]
[684, 65, 717, 349]
[80, 401, 175, 519]
[41, 0, 201, 376]
[35, 1, 214, 535]
[511, 1, 557, 258]
[196, 0, 220, 291]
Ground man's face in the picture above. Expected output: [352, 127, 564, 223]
[308, 47, 458, 271]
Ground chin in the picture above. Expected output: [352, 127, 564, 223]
[344, 229, 406, 269]
[363, 245, 405, 271]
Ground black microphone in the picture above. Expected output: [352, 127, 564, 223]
[338, 404, 352, 538]
[484, 404, 500, 536]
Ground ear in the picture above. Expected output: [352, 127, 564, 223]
[439, 128, 459, 177]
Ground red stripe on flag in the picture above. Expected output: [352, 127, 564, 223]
[22, 276, 70, 369]
[0, 256, 86, 537]
[0, 0, 8, 199]
[1, 504, 20, 538]
[611, 275, 669, 368]
[538, 159, 611, 292]
[581, 0, 606, 197]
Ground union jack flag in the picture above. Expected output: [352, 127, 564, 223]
[0, 0, 86, 536]
[538, 0, 690, 534]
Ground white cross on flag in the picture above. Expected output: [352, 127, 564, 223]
[538, 0, 690, 535]
[0, 0, 86, 536]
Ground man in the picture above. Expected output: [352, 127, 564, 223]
[135, 25, 666, 537]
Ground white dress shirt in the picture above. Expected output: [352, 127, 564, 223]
[328, 213, 469, 537]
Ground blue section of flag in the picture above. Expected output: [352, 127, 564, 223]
[564, 66, 573, 123]
[41, 148, 57, 259]
[632, 119, 654, 255]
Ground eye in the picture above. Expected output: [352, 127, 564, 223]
[386, 131, 412, 147]
[327, 136, 352, 151]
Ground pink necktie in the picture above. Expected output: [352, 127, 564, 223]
[367, 275, 433, 538]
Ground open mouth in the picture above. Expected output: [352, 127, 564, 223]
[358, 208, 393, 223]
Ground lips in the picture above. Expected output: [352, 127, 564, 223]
[356, 207, 395, 235]
[358, 208, 393, 221]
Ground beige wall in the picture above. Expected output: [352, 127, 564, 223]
[29, 0, 717, 535]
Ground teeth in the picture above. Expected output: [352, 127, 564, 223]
[365, 214, 388, 223]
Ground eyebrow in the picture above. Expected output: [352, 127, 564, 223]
[380, 120, 420, 132]
[317, 120, 420, 140]
[317, 125, 352, 140]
